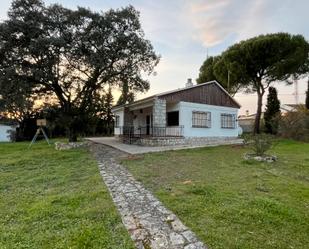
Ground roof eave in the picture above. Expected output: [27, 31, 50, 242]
[111, 96, 156, 112]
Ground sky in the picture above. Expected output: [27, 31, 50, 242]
[1, 0, 309, 114]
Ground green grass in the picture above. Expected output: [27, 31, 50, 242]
[0, 141, 134, 249]
[123, 140, 309, 249]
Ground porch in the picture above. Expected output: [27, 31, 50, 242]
[114, 97, 184, 144]
[119, 125, 184, 144]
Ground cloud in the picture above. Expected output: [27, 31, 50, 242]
[186, 0, 309, 47]
[189, 0, 229, 13]
[187, 0, 253, 46]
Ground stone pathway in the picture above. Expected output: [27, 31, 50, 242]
[90, 142, 208, 249]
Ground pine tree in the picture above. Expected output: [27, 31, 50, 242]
[264, 87, 281, 134]
[306, 78, 309, 109]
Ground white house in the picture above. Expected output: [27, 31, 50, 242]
[0, 124, 15, 142]
[112, 80, 241, 145]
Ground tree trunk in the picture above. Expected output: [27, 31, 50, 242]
[62, 103, 78, 142]
[67, 127, 77, 142]
[254, 91, 263, 134]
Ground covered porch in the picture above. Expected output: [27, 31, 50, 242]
[113, 97, 183, 144]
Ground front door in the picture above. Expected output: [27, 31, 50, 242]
[146, 115, 150, 135]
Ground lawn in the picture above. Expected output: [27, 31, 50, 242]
[0, 141, 134, 249]
[123, 139, 309, 249]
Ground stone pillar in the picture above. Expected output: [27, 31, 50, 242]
[122, 107, 135, 141]
[123, 107, 134, 127]
[153, 98, 166, 127]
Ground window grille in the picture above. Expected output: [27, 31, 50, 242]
[221, 113, 236, 129]
[192, 111, 211, 128]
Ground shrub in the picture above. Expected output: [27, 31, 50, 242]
[278, 105, 309, 142]
[243, 134, 275, 156]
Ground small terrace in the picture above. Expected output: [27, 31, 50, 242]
[119, 125, 184, 144]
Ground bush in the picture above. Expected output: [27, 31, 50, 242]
[278, 105, 309, 142]
[243, 134, 275, 156]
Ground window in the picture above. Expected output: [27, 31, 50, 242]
[115, 115, 120, 127]
[192, 111, 211, 128]
[167, 111, 179, 126]
[221, 114, 236, 128]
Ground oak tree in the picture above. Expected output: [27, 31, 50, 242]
[0, 0, 159, 141]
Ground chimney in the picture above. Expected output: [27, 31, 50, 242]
[186, 78, 193, 87]
[246, 110, 249, 116]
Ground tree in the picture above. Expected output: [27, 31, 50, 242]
[305, 79, 309, 110]
[196, 56, 219, 83]
[117, 80, 135, 105]
[0, 0, 159, 141]
[196, 55, 241, 96]
[264, 87, 281, 134]
[214, 33, 309, 134]
[0, 75, 34, 122]
[102, 86, 114, 124]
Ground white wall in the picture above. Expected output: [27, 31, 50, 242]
[178, 102, 239, 137]
[113, 109, 124, 135]
[132, 107, 152, 128]
[0, 125, 14, 142]
[113, 102, 239, 137]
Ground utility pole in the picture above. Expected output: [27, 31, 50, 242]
[293, 76, 299, 104]
[227, 70, 230, 92]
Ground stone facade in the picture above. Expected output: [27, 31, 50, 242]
[139, 137, 186, 146]
[152, 98, 166, 127]
[123, 107, 134, 127]
[137, 136, 242, 147]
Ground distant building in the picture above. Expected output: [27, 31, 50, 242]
[280, 104, 303, 114]
[238, 111, 264, 133]
[0, 117, 17, 142]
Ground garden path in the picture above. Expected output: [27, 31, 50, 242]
[90, 142, 208, 249]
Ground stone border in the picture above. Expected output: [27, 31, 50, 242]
[244, 153, 277, 163]
[54, 141, 89, 150]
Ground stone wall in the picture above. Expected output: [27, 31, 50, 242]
[152, 98, 166, 127]
[139, 137, 186, 146]
[136, 136, 242, 147]
[123, 107, 134, 127]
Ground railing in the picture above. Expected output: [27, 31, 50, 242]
[119, 125, 184, 144]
